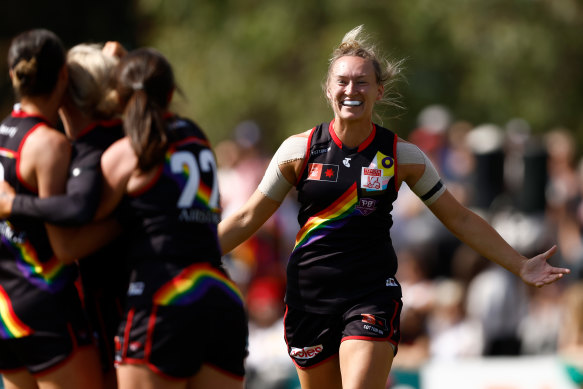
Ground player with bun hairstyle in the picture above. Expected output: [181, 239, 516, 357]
[218, 25, 570, 389]
[0, 29, 103, 389]
[0, 42, 127, 389]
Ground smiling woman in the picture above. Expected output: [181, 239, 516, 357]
[217, 25, 570, 389]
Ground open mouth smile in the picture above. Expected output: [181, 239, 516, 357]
[342, 100, 363, 107]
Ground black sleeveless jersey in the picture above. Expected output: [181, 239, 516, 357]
[72, 121, 127, 289]
[0, 109, 79, 339]
[10, 119, 125, 225]
[124, 116, 222, 267]
[286, 121, 402, 314]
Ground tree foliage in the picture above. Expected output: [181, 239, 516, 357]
[1, 0, 582, 152]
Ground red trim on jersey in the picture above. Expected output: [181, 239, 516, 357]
[16, 123, 45, 194]
[295, 128, 316, 186]
[342, 335, 391, 342]
[11, 109, 52, 124]
[328, 120, 342, 149]
[204, 364, 245, 381]
[144, 306, 157, 361]
[100, 118, 123, 128]
[118, 359, 187, 381]
[121, 308, 136, 359]
[174, 136, 210, 148]
[78, 119, 123, 139]
[327, 120, 376, 152]
[76, 122, 98, 139]
[393, 136, 400, 192]
[389, 299, 400, 342]
[357, 123, 376, 152]
[128, 165, 163, 198]
[32, 323, 83, 378]
[292, 353, 339, 371]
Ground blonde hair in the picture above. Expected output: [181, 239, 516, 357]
[324, 25, 404, 114]
[66, 43, 120, 120]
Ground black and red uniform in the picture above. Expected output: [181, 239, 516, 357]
[7, 118, 127, 374]
[0, 109, 93, 374]
[114, 115, 248, 379]
[284, 121, 402, 368]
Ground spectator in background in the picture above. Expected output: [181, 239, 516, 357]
[216, 121, 285, 291]
[245, 276, 298, 389]
[558, 282, 583, 387]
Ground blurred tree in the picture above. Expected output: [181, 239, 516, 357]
[1, 0, 582, 153]
[0, 0, 138, 117]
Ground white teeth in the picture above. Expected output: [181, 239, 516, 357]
[343, 100, 362, 106]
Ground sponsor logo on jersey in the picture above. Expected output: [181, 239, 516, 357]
[361, 314, 388, 335]
[0, 221, 25, 244]
[0, 124, 18, 138]
[178, 208, 220, 223]
[311, 146, 330, 156]
[128, 282, 145, 296]
[386, 277, 398, 287]
[361, 167, 383, 190]
[356, 198, 377, 216]
[343, 157, 351, 167]
[307, 163, 339, 182]
[290, 345, 324, 359]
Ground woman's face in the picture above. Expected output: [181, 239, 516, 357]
[326, 55, 383, 123]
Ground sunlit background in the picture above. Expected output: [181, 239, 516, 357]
[1, 1, 582, 388]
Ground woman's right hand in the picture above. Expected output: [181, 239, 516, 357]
[0, 180, 16, 219]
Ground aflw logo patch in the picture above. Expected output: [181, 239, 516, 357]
[307, 163, 339, 182]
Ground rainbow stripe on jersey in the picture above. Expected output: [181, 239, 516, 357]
[1, 221, 70, 293]
[153, 263, 243, 306]
[0, 285, 32, 339]
[293, 183, 359, 251]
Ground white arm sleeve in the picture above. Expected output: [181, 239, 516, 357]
[397, 142, 446, 206]
[257, 135, 308, 202]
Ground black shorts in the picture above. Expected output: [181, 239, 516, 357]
[82, 286, 125, 373]
[115, 282, 248, 379]
[284, 293, 402, 369]
[79, 238, 129, 373]
[0, 296, 94, 375]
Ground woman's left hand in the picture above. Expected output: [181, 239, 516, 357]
[519, 245, 570, 287]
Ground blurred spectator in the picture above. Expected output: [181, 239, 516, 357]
[216, 121, 283, 289]
[543, 128, 583, 279]
[245, 277, 298, 389]
[465, 123, 506, 211]
[427, 279, 483, 359]
[465, 266, 529, 356]
[519, 284, 563, 355]
[557, 282, 583, 387]
[393, 248, 433, 370]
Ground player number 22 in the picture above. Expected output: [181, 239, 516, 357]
[170, 149, 219, 209]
